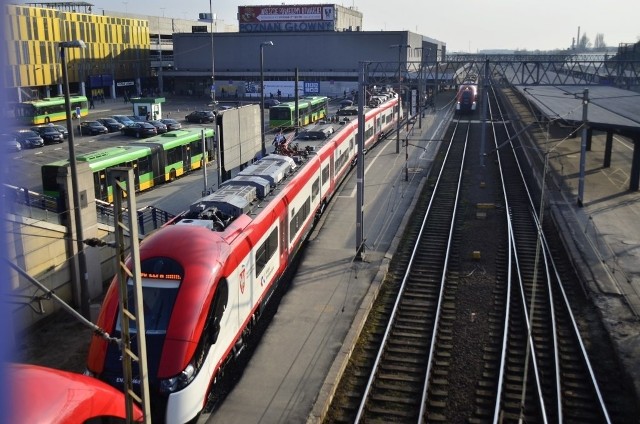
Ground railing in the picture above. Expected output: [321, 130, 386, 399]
[3, 184, 62, 222]
[3, 184, 175, 237]
[95, 200, 175, 236]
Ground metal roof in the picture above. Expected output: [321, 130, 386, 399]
[516, 85, 640, 135]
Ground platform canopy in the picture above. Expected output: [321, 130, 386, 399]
[516, 85, 640, 137]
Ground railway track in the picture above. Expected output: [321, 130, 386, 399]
[322, 79, 633, 423]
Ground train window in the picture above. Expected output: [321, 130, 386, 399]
[311, 178, 320, 201]
[289, 197, 311, 242]
[321, 165, 329, 186]
[210, 279, 229, 344]
[255, 228, 278, 276]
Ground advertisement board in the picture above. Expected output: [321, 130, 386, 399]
[238, 4, 335, 32]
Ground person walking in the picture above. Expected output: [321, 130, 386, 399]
[89, 97, 95, 109]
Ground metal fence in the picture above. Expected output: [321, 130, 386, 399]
[4, 184, 175, 236]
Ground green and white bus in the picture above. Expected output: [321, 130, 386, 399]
[268, 96, 328, 129]
[42, 128, 214, 203]
[14, 96, 89, 125]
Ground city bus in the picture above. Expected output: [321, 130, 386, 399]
[42, 128, 214, 203]
[268, 96, 328, 129]
[129, 128, 211, 181]
[14, 95, 89, 125]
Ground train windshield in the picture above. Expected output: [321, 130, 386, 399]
[116, 278, 180, 334]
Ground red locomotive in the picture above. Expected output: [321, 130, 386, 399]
[85, 92, 400, 423]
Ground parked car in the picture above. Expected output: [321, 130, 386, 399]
[78, 121, 109, 136]
[185, 110, 215, 123]
[97, 117, 125, 133]
[263, 98, 280, 108]
[121, 122, 157, 138]
[30, 126, 64, 145]
[128, 115, 146, 122]
[148, 120, 168, 134]
[111, 115, 136, 127]
[1, 133, 21, 152]
[13, 129, 44, 149]
[160, 118, 182, 131]
[47, 123, 68, 139]
[339, 99, 353, 108]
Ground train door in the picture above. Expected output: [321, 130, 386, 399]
[280, 214, 288, 264]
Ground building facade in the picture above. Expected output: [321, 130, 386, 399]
[3, 3, 150, 102]
[2, 2, 445, 104]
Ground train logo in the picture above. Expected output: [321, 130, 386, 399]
[239, 267, 246, 294]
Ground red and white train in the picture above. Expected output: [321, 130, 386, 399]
[11, 363, 144, 423]
[85, 92, 400, 423]
[455, 82, 478, 112]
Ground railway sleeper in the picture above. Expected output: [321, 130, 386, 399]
[393, 323, 431, 333]
[376, 381, 423, 394]
[475, 388, 496, 399]
[426, 411, 448, 422]
[469, 412, 493, 423]
[367, 405, 417, 418]
[385, 345, 428, 356]
[377, 371, 424, 383]
[383, 355, 426, 366]
[380, 363, 424, 374]
[391, 330, 433, 340]
[395, 316, 431, 326]
[427, 398, 447, 409]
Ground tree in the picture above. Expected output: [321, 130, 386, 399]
[578, 33, 592, 51]
[593, 33, 606, 49]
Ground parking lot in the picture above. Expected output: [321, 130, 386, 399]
[5, 95, 348, 192]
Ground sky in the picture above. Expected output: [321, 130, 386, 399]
[73, 0, 639, 52]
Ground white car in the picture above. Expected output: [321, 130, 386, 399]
[2, 133, 22, 152]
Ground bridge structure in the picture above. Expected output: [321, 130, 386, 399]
[362, 54, 640, 192]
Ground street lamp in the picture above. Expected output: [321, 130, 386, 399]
[260, 41, 274, 157]
[390, 44, 411, 153]
[60, 39, 91, 319]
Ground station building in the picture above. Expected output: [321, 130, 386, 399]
[2, 2, 445, 103]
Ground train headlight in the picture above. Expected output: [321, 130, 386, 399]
[159, 363, 196, 394]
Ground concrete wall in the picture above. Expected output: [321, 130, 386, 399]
[7, 211, 122, 334]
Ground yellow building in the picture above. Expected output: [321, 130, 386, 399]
[3, 3, 150, 102]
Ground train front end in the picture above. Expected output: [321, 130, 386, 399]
[85, 225, 231, 423]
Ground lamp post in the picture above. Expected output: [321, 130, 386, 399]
[209, 0, 216, 104]
[260, 41, 274, 157]
[60, 39, 91, 319]
[390, 44, 410, 153]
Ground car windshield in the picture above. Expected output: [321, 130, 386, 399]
[101, 118, 117, 124]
